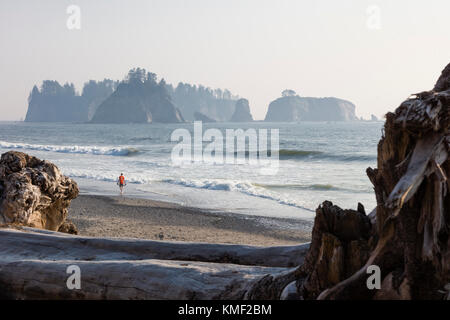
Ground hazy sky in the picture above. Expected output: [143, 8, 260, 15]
[0, 0, 449, 120]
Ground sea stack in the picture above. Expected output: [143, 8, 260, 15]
[264, 91, 358, 122]
[25, 80, 118, 122]
[91, 68, 184, 124]
[230, 98, 253, 122]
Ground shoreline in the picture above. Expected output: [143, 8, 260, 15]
[74, 177, 319, 220]
[68, 194, 313, 246]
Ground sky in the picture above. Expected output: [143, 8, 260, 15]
[0, 0, 449, 121]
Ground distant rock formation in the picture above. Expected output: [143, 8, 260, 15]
[0, 151, 79, 233]
[370, 114, 379, 121]
[91, 68, 184, 124]
[194, 112, 216, 123]
[230, 99, 253, 122]
[81, 80, 119, 120]
[25, 80, 118, 122]
[264, 93, 358, 122]
[25, 81, 86, 122]
[24, 69, 241, 123]
[167, 82, 239, 121]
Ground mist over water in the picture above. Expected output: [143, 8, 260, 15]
[0, 121, 383, 219]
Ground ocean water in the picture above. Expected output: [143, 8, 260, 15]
[0, 121, 383, 220]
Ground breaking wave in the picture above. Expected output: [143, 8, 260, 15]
[162, 178, 315, 211]
[0, 141, 139, 156]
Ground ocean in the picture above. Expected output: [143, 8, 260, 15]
[0, 121, 383, 220]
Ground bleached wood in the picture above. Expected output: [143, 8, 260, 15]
[0, 227, 302, 299]
[0, 227, 308, 268]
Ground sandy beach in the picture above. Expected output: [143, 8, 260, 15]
[68, 195, 313, 246]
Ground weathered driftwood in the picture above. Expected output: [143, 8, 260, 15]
[0, 250, 288, 299]
[289, 201, 373, 299]
[0, 151, 79, 232]
[289, 63, 450, 300]
[0, 227, 308, 268]
[0, 227, 304, 299]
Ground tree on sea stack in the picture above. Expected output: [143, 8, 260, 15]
[281, 89, 297, 97]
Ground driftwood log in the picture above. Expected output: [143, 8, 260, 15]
[0, 227, 305, 299]
[0, 63, 449, 300]
[0, 227, 308, 268]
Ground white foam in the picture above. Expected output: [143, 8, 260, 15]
[65, 170, 153, 185]
[163, 178, 314, 211]
[0, 140, 138, 156]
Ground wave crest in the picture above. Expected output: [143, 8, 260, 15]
[163, 178, 314, 211]
[0, 140, 139, 156]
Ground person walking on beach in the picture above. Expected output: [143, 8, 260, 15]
[117, 173, 126, 195]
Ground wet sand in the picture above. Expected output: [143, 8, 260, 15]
[68, 195, 313, 246]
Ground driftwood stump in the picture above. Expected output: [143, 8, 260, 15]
[290, 63, 450, 300]
[0, 151, 79, 232]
